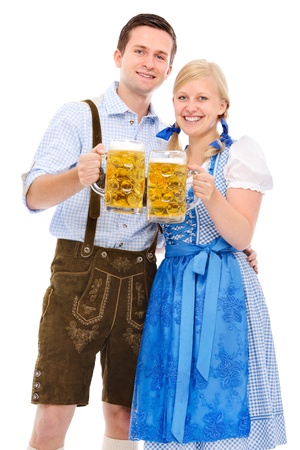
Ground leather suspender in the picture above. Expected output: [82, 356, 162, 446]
[81, 99, 104, 258]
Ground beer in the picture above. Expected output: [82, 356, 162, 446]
[104, 140, 145, 214]
[147, 151, 188, 223]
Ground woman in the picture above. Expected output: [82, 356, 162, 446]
[129, 59, 287, 449]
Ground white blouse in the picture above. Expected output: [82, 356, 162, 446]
[223, 135, 273, 193]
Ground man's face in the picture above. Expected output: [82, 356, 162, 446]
[114, 26, 173, 97]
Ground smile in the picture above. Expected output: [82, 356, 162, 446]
[184, 116, 201, 122]
[137, 72, 155, 79]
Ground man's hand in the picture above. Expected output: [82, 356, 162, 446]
[78, 143, 105, 186]
[244, 246, 258, 274]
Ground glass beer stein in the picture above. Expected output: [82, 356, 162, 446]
[147, 150, 198, 223]
[91, 139, 145, 214]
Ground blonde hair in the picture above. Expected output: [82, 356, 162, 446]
[168, 59, 230, 161]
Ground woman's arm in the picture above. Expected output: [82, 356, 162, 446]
[189, 164, 262, 251]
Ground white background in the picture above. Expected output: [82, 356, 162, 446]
[1, 1, 298, 448]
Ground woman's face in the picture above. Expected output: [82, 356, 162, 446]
[173, 76, 227, 139]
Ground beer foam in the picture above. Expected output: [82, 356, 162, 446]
[110, 139, 145, 151]
[149, 156, 185, 164]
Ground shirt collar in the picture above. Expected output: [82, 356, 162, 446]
[103, 81, 159, 121]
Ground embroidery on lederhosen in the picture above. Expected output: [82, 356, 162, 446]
[67, 253, 146, 353]
[66, 321, 100, 353]
[71, 273, 111, 326]
[111, 256, 133, 272]
[124, 277, 147, 355]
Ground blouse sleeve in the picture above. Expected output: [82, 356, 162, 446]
[224, 135, 273, 193]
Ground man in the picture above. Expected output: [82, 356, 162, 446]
[23, 13, 257, 450]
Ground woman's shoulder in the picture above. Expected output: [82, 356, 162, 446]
[231, 135, 263, 153]
[226, 136, 273, 192]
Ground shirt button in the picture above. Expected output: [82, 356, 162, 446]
[123, 224, 127, 228]
[119, 242, 123, 247]
[129, 120, 134, 124]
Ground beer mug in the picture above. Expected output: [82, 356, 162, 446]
[146, 150, 199, 223]
[91, 139, 145, 214]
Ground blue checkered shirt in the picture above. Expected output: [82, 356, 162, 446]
[23, 82, 169, 250]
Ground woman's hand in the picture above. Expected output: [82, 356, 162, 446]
[188, 164, 216, 201]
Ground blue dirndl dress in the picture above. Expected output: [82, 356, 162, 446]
[129, 139, 287, 449]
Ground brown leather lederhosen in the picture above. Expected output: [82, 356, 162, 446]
[31, 99, 159, 408]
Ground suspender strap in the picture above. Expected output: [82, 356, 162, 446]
[81, 99, 103, 257]
[84, 99, 102, 147]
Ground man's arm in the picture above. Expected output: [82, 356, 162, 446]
[26, 167, 83, 210]
[26, 143, 105, 211]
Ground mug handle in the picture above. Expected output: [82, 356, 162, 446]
[90, 166, 106, 196]
[186, 170, 201, 211]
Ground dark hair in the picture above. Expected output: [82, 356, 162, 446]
[117, 13, 177, 65]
